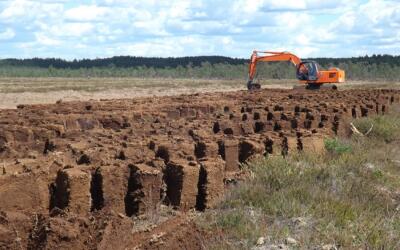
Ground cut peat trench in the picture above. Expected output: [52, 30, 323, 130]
[0, 88, 399, 248]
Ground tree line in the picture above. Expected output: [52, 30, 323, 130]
[0, 56, 247, 69]
[0, 54, 399, 80]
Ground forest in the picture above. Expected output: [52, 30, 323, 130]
[0, 54, 399, 80]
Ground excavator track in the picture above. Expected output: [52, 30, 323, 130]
[305, 83, 338, 90]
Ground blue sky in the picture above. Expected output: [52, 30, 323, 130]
[0, 0, 399, 59]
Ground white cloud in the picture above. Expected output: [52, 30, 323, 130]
[0, 0, 32, 19]
[35, 33, 61, 46]
[327, 0, 400, 55]
[52, 23, 95, 37]
[64, 5, 109, 21]
[0, 0, 400, 58]
[0, 0, 63, 21]
[0, 28, 15, 40]
[234, 0, 352, 13]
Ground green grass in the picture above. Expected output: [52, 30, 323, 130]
[324, 138, 352, 154]
[352, 115, 400, 142]
[197, 114, 400, 249]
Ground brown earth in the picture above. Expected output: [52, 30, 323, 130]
[0, 88, 399, 249]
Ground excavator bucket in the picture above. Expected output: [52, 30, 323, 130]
[247, 81, 261, 90]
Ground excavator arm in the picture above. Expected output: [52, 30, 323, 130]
[248, 51, 302, 89]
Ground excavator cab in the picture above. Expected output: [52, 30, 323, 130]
[296, 61, 319, 81]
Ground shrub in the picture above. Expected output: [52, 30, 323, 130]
[324, 138, 352, 154]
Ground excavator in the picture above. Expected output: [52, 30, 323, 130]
[246, 51, 345, 90]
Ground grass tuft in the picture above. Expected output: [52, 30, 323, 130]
[352, 115, 400, 142]
[324, 138, 352, 154]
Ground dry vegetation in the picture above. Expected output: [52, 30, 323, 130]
[0, 78, 245, 109]
[1, 78, 399, 94]
[0, 78, 296, 109]
[0, 77, 400, 109]
[0, 77, 246, 93]
[197, 113, 400, 249]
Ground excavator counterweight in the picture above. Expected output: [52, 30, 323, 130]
[247, 51, 345, 90]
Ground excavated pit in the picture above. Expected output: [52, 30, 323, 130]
[0, 88, 400, 248]
[90, 168, 104, 212]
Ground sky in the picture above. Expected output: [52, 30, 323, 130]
[0, 0, 399, 59]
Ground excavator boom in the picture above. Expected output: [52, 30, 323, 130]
[247, 51, 345, 90]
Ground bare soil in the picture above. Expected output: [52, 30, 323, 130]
[0, 85, 399, 249]
[1, 77, 399, 109]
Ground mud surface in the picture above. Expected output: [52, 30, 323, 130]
[0, 88, 399, 249]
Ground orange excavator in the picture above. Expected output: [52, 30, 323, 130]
[247, 51, 345, 90]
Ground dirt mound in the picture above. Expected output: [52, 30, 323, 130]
[0, 88, 399, 249]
